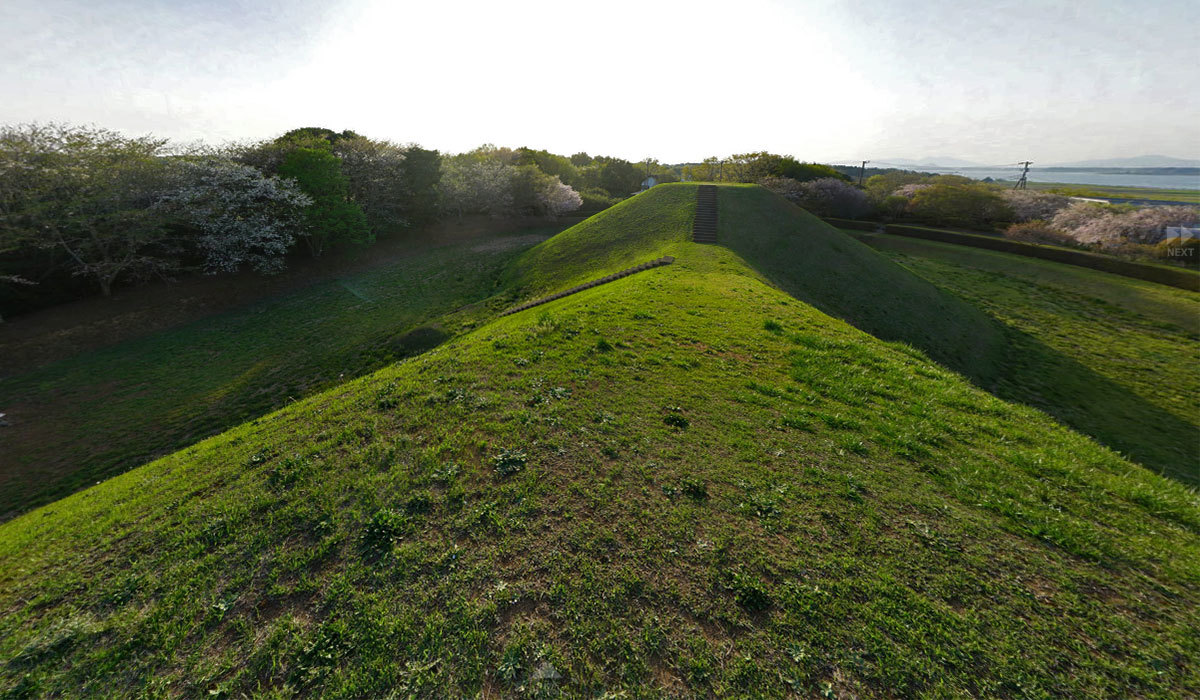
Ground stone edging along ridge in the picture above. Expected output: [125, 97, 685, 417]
[500, 256, 675, 317]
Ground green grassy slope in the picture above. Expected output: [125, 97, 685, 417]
[502, 184, 694, 294]
[857, 233, 1200, 483]
[718, 186, 1006, 382]
[1, 188, 1198, 698]
[509, 184, 1006, 383]
[0, 228, 554, 520]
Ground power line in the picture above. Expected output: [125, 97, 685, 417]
[1014, 161, 1033, 190]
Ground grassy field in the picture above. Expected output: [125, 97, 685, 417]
[1023, 181, 1200, 204]
[853, 232, 1199, 483]
[1, 184, 1197, 698]
[0, 227, 556, 520]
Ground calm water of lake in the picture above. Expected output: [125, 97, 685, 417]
[920, 168, 1200, 191]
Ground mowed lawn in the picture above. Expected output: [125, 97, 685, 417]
[0, 228, 555, 519]
[856, 232, 1200, 483]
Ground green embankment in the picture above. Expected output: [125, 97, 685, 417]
[0, 229, 554, 520]
[510, 184, 1007, 383]
[1, 184, 1197, 698]
[718, 186, 1006, 381]
[855, 232, 1200, 483]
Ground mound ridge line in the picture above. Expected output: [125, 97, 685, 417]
[500, 255, 675, 316]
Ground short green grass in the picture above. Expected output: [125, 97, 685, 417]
[510, 183, 1007, 383]
[1024, 181, 1200, 204]
[717, 186, 1006, 382]
[857, 232, 1199, 483]
[0, 228, 556, 519]
[1, 185, 1197, 698]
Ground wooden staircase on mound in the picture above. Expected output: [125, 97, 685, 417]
[693, 185, 718, 244]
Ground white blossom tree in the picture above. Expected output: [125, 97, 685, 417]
[439, 159, 515, 217]
[156, 160, 312, 274]
[1049, 201, 1113, 233]
[891, 183, 932, 199]
[763, 176, 872, 218]
[537, 177, 583, 217]
[0, 123, 177, 296]
[759, 177, 806, 202]
[1068, 205, 1200, 247]
[1001, 190, 1071, 222]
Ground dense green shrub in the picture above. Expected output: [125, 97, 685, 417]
[906, 184, 1014, 229]
[277, 147, 371, 257]
[684, 153, 848, 184]
[863, 171, 928, 204]
[579, 188, 618, 212]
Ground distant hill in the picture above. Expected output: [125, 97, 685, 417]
[1050, 155, 1200, 168]
[873, 157, 983, 168]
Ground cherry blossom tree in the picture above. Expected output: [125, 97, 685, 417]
[0, 123, 177, 296]
[891, 183, 932, 199]
[537, 177, 583, 217]
[1048, 201, 1114, 233]
[1069, 205, 1200, 247]
[156, 160, 311, 274]
[439, 159, 515, 217]
[759, 177, 805, 202]
[1001, 190, 1071, 222]
[1003, 221, 1079, 247]
[762, 177, 870, 218]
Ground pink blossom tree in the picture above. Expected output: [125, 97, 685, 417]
[537, 178, 582, 217]
[762, 177, 870, 218]
[1069, 206, 1200, 247]
[1001, 190, 1071, 222]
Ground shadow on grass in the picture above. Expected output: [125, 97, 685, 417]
[390, 325, 450, 358]
[718, 190, 1009, 386]
[987, 325, 1198, 485]
[717, 191, 1196, 485]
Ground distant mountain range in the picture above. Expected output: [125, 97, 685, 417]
[835, 156, 1200, 169]
[868, 157, 983, 168]
[1045, 155, 1200, 168]
[860, 155, 1200, 169]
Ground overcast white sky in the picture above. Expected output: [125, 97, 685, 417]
[2, 0, 1197, 164]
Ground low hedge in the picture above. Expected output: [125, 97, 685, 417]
[883, 224, 1200, 292]
[821, 217, 881, 232]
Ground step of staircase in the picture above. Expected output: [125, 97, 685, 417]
[692, 185, 719, 244]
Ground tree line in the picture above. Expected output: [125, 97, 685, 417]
[0, 124, 667, 317]
[736, 160, 1199, 266]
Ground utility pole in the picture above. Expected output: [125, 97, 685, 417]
[1014, 161, 1032, 190]
[858, 160, 870, 186]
